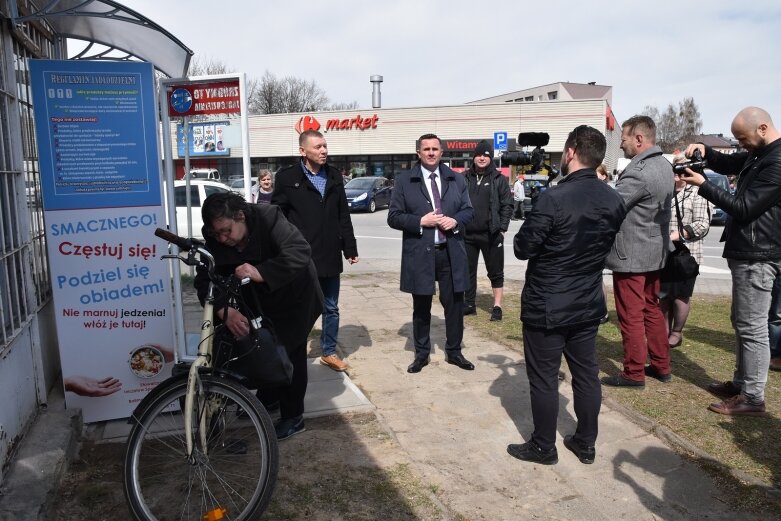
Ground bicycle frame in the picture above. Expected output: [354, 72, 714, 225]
[185, 278, 216, 458]
[155, 228, 224, 459]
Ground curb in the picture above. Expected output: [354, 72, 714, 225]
[0, 403, 82, 521]
[558, 365, 780, 501]
[602, 395, 781, 502]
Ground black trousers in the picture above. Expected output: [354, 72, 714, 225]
[465, 231, 505, 307]
[522, 323, 601, 451]
[513, 200, 524, 219]
[412, 247, 464, 360]
[258, 340, 308, 420]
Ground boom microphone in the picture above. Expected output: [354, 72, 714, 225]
[517, 132, 550, 148]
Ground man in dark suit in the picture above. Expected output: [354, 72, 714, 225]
[388, 134, 475, 373]
[507, 126, 626, 465]
[272, 130, 359, 373]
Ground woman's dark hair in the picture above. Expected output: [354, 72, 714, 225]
[201, 192, 248, 236]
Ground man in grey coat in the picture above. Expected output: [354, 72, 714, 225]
[602, 116, 674, 387]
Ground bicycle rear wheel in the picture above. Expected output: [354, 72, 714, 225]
[123, 374, 278, 521]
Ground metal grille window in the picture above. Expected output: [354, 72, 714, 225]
[0, 18, 53, 348]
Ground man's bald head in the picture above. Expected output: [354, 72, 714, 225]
[731, 106, 780, 152]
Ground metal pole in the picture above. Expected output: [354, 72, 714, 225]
[239, 73, 252, 202]
[159, 79, 187, 362]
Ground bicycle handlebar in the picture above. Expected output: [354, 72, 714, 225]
[154, 228, 203, 252]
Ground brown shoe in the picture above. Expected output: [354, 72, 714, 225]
[707, 381, 741, 399]
[708, 394, 767, 416]
[320, 354, 348, 372]
[770, 357, 781, 372]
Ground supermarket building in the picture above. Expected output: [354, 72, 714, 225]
[176, 82, 620, 180]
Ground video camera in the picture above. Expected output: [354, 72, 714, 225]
[673, 149, 708, 174]
[500, 132, 550, 167]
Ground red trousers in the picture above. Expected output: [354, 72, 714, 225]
[613, 271, 670, 381]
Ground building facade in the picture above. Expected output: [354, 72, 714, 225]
[174, 95, 620, 182]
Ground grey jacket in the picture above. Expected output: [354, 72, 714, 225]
[605, 146, 674, 273]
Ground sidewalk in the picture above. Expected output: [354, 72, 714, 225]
[333, 267, 750, 520]
[1, 260, 743, 520]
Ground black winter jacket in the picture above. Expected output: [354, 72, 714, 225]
[463, 163, 513, 236]
[272, 161, 359, 277]
[699, 139, 781, 261]
[194, 204, 323, 349]
[514, 169, 626, 329]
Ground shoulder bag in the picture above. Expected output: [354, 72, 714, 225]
[213, 287, 293, 388]
[661, 189, 700, 283]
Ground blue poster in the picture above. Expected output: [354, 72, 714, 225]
[28, 60, 162, 210]
[176, 121, 231, 157]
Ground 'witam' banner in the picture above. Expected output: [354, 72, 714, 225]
[29, 59, 175, 423]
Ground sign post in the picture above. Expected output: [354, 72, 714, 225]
[494, 131, 508, 173]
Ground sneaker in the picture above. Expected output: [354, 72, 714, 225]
[506, 441, 558, 465]
[708, 394, 767, 417]
[599, 313, 609, 325]
[644, 365, 672, 383]
[490, 306, 503, 321]
[274, 415, 306, 440]
[320, 354, 348, 372]
[707, 381, 741, 399]
[463, 305, 477, 316]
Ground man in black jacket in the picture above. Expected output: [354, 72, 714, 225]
[272, 130, 359, 373]
[507, 126, 626, 465]
[681, 106, 781, 417]
[463, 140, 513, 321]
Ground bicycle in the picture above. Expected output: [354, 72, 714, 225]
[123, 228, 278, 521]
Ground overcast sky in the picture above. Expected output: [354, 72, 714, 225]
[121, 0, 781, 136]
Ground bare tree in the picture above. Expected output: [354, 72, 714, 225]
[642, 97, 703, 153]
[250, 71, 330, 114]
[329, 101, 360, 111]
[185, 59, 347, 115]
[187, 56, 231, 76]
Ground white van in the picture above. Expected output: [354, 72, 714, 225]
[188, 168, 220, 181]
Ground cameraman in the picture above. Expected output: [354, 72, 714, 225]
[680, 106, 781, 416]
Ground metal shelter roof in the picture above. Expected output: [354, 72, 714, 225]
[10, 0, 192, 78]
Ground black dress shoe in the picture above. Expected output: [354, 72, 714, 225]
[644, 365, 672, 383]
[707, 380, 741, 399]
[445, 354, 474, 370]
[507, 441, 558, 465]
[463, 305, 477, 316]
[601, 374, 644, 388]
[407, 357, 430, 373]
[563, 435, 595, 464]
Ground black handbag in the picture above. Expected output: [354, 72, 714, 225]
[213, 289, 293, 388]
[661, 190, 700, 282]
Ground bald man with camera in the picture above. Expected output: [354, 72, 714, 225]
[680, 107, 781, 416]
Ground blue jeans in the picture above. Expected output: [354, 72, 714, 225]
[728, 259, 781, 403]
[319, 275, 341, 357]
[769, 274, 781, 359]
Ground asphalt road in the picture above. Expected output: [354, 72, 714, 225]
[349, 209, 731, 281]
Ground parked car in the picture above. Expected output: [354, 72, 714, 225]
[345, 176, 392, 212]
[703, 169, 730, 226]
[229, 178, 258, 193]
[520, 175, 552, 215]
[187, 168, 220, 181]
[170, 180, 231, 238]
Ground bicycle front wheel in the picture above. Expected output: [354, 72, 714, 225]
[123, 375, 278, 521]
